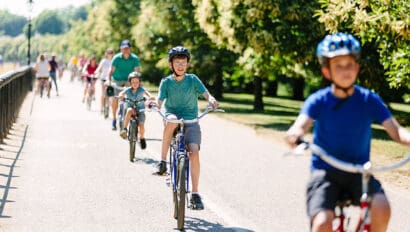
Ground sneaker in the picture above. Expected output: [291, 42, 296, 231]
[156, 161, 167, 175]
[140, 138, 146, 149]
[190, 193, 204, 210]
[120, 128, 127, 139]
[112, 119, 117, 130]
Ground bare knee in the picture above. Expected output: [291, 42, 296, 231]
[371, 193, 390, 232]
[311, 210, 334, 232]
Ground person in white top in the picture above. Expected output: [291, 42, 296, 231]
[34, 53, 51, 98]
[95, 48, 114, 112]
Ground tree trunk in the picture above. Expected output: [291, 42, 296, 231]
[213, 62, 223, 99]
[265, 79, 278, 97]
[253, 76, 264, 111]
[292, 78, 305, 100]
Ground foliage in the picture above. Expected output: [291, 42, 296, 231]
[0, 10, 26, 37]
[316, 0, 410, 100]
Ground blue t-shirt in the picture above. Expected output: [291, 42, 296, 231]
[301, 85, 392, 170]
[124, 86, 146, 110]
[158, 73, 207, 120]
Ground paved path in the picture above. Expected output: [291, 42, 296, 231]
[0, 73, 409, 231]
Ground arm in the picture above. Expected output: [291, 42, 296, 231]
[107, 66, 115, 84]
[284, 114, 314, 147]
[202, 91, 218, 109]
[382, 117, 410, 147]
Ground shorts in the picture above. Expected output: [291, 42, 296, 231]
[306, 169, 384, 218]
[183, 123, 201, 147]
[112, 81, 128, 96]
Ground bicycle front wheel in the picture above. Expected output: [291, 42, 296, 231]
[176, 156, 186, 230]
[128, 121, 137, 162]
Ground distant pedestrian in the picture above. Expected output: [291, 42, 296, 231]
[49, 53, 59, 96]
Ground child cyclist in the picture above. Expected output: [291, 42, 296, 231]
[285, 32, 410, 232]
[81, 55, 99, 102]
[118, 72, 153, 149]
[154, 46, 218, 210]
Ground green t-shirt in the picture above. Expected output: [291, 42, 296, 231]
[111, 53, 140, 81]
[158, 73, 207, 120]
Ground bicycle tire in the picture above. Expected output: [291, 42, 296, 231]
[128, 121, 137, 162]
[103, 96, 109, 119]
[176, 156, 186, 230]
[170, 145, 178, 219]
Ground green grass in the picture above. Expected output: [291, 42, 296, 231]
[205, 93, 410, 166]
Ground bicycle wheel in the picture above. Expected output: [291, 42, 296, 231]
[128, 121, 137, 162]
[176, 156, 186, 230]
[170, 146, 178, 219]
[103, 96, 109, 119]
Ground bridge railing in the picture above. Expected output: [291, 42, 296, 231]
[0, 66, 33, 142]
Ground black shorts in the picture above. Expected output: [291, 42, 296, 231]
[306, 169, 384, 218]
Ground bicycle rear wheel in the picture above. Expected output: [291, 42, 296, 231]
[103, 96, 109, 119]
[128, 121, 137, 162]
[176, 156, 186, 230]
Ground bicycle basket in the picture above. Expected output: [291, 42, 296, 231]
[106, 85, 114, 97]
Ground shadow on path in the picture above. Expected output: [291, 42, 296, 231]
[178, 216, 255, 232]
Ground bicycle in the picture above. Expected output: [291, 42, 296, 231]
[37, 77, 49, 98]
[145, 106, 224, 230]
[102, 84, 112, 119]
[85, 74, 98, 110]
[121, 97, 146, 162]
[286, 139, 410, 232]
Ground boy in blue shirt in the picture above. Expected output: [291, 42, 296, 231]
[155, 46, 218, 210]
[285, 33, 410, 232]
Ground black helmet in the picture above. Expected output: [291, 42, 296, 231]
[128, 71, 141, 82]
[106, 85, 114, 97]
[168, 46, 190, 62]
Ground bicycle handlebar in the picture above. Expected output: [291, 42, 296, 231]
[286, 139, 410, 174]
[141, 106, 225, 124]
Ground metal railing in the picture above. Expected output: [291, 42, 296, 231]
[0, 66, 33, 142]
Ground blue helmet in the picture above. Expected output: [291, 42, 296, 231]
[316, 32, 361, 65]
[168, 46, 190, 62]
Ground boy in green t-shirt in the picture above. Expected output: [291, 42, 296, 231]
[155, 46, 217, 210]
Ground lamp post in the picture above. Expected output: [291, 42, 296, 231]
[27, 0, 33, 66]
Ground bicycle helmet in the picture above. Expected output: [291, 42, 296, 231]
[316, 32, 361, 65]
[106, 85, 114, 97]
[128, 71, 141, 82]
[168, 46, 190, 62]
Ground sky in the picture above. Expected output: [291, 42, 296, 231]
[0, 0, 91, 17]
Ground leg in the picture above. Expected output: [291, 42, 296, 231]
[161, 121, 178, 161]
[311, 210, 334, 232]
[370, 193, 390, 232]
[112, 98, 118, 120]
[138, 123, 145, 139]
[187, 144, 200, 193]
[101, 83, 106, 110]
[123, 108, 132, 129]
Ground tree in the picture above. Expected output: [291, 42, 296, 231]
[0, 10, 26, 37]
[193, 0, 325, 110]
[34, 10, 66, 35]
[316, 0, 410, 102]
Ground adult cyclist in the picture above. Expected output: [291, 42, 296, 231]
[107, 40, 141, 130]
[154, 46, 218, 210]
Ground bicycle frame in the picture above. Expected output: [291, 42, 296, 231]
[143, 106, 224, 230]
[123, 97, 145, 162]
[288, 140, 410, 232]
